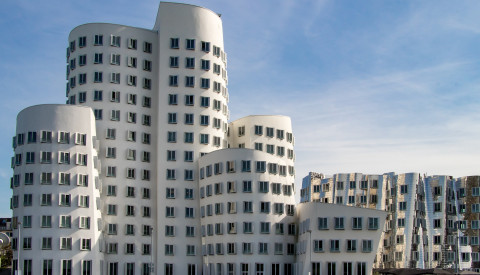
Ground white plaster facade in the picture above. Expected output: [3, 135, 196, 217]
[11, 104, 103, 274]
[296, 203, 386, 275]
[9, 3, 391, 275]
[198, 148, 296, 274]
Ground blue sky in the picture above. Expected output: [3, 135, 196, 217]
[1, 0, 480, 216]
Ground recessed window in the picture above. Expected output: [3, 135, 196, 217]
[170, 56, 178, 68]
[94, 53, 103, 64]
[143, 59, 152, 71]
[186, 39, 195, 50]
[144, 42, 152, 53]
[110, 35, 121, 47]
[127, 57, 137, 68]
[170, 38, 179, 49]
[201, 78, 210, 89]
[169, 75, 178, 86]
[94, 35, 103, 46]
[201, 41, 210, 52]
[201, 59, 210, 70]
[127, 38, 137, 49]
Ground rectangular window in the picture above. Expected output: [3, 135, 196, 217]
[185, 76, 195, 87]
[94, 34, 103, 45]
[201, 78, 210, 89]
[186, 39, 195, 50]
[94, 53, 103, 64]
[170, 38, 179, 49]
[110, 53, 120, 65]
[110, 35, 121, 47]
[201, 41, 210, 52]
[127, 38, 137, 49]
[144, 42, 152, 53]
[201, 59, 210, 70]
[368, 217, 379, 230]
[335, 217, 344, 230]
[143, 59, 152, 71]
[169, 75, 178, 87]
[170, 56, 179, 68]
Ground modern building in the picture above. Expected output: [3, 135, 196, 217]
[301, 172, 480, 271]
[296, 203, 386, 275]
[11, 105, 103, 273]
[8, 3, 334, 275]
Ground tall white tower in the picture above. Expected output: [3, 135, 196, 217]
[66, 2, 228, 274]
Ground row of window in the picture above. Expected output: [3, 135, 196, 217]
[254, 143, 294, 158]
[310, 262, 368, 275]
[68, 35, 152, 53]
[13, 131, 86, 148]
[167, 93, 228, 115]
[330, 194, 379, 205]
[105, 148, 152, 162]
[73, 90, 151, 107]
[13, 236, 92, 251]
[105, 223, 152, 237]
[167, 75, 222, 89]
[13, 152, 88, 166]
[13, 259, 96, 275]
[13, 215, 92, 229]
[200, 202, 295, 217]
[315, 217, 380, 230]
[242, 125, 294, 142]
[427, 251, 480, 262]
[200, 222, 296, 237]
[106, 204, 151, 218]
[68, 54, 152, 73]
[318, 179, 380, 192]
[199, 181, 294, 197]
[299, 239, 374, 253]
[11, 172, 90, 188]
[385, 251, 476, 263]
[166, 112, 226, 129]
[163, 263, 294, 275]
[163, 201, 294, 218]
[11, 184, 150, 202]
[69, 73, 152, 89]
[165, 242, 295, 257]
[11, 194, 91, 208]
[169, 38, 223, 58]
[200, 161, 295, 177]
[103, 167, 151, 180]
[169, 56, 224, 73]
[106, 185, 151, 199]
[96, 126, 151, 145]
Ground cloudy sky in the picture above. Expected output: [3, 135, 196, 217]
[1, 0, 479, 216]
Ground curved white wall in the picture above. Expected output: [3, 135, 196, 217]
[296, 202, 386, 275]
[68, 23, 159, 274]
[229, 115, 295, 179]
[154, 3, 229, 274]
[198, 148, 296, 274]
[12, 104, 102, 273]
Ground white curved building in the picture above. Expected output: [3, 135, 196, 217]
[229, 115, 295, 173]
[198, 148, 296, 274]
[66, 2, 228, 274]
[9, 2, 397, 275]
[11, 104, 102, 274]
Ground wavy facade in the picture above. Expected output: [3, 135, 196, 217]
[198, 148, 296, 274]
[302, 172, 480, 271]
[9, 2, 398, 275]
